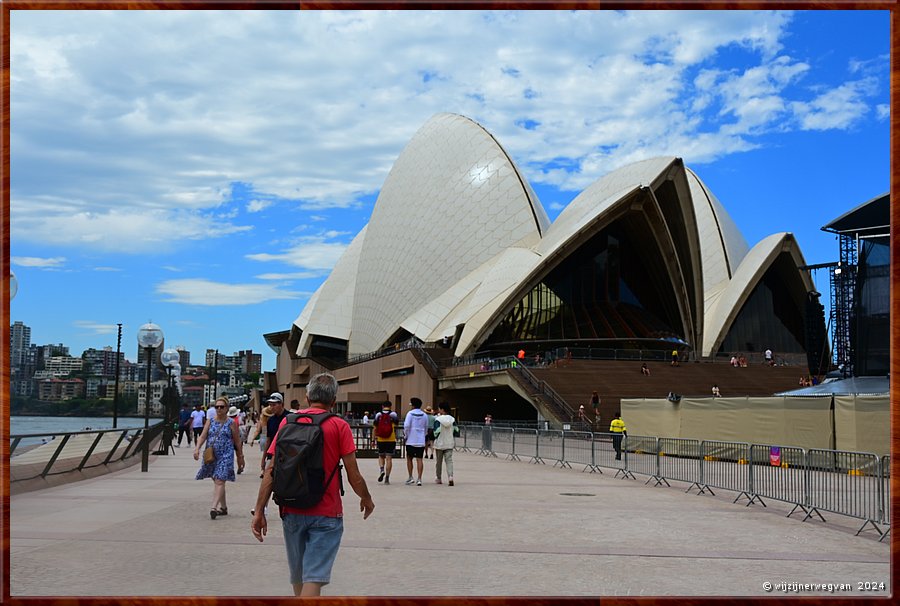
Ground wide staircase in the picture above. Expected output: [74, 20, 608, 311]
[530, 359, 806, 431]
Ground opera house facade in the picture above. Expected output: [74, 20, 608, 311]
[287, 113, 819, 367]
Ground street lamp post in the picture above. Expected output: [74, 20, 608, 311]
[160, 348, 181, 455]
[137, 322, 164, 472]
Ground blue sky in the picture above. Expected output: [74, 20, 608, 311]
[8, 10, 890, 372]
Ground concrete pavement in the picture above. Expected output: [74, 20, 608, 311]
[9, 444, 891, 597]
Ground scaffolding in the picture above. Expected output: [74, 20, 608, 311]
[830, 234, 857, 376]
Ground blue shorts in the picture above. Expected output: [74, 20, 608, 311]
[281, 514, 344, 585]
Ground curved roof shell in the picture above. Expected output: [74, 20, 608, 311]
[292, 113, 814, 360]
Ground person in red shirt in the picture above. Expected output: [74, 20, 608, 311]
[250, 373, 374, 597]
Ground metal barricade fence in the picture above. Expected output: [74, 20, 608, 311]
[657, 438, 701, 492]
[537, 429, 566, 467]
[457, 424, 472, 452]
[593, 431, 626, 474]
[477, 425, 497, 456]
[806, 449, 882, 535]
[748, 444, 807, 508]
[489, 427, 515, 459]
[879, 455, 890, 541]
[699, 441, 752, 503]
[622, 435, 659, 482]
[563, 431, 595, 471]
[515, 429, 540, 463]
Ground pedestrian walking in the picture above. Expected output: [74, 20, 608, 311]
[176, 402, 193, 447]
[373, 401, 398, 484]
[424, 405, 436, 459]
[250, 373, 374, 597]
[260, 393, 287, 478]
[403, 398, 429, 485]
[433, 402, 458, 486]
[193, 396, 245, 519]
[190, 403, 206, 441]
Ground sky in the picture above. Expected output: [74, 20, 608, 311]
[8, 10, 891, 373]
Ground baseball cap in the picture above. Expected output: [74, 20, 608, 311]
[266, 392, 284, 404]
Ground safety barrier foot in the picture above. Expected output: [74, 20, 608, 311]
[746, 494, 767, 507]
[878, 527, 890, 542]
[553, 460, 572, 469]
[697, 485, 716, 496]
[855, 519, 882, 537]
[800, 506, 827, 523]
[530, 456, 546, 465]
[583, 464, 602, 474]
[733, 491, 754, 505]
[506, 454, 521, 461]
[685, 482, 703, 494]
[614, 468, 635, 480]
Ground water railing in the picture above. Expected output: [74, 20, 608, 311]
[10, 421, 167, 490]
[461, 427, 890, 539]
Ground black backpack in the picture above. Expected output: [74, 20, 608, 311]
[272, 412, 343, 509]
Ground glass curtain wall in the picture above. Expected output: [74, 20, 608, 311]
[483, 222, 685, 350]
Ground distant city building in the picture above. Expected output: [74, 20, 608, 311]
[43, 356, 84, 377]
[175, 346, 190, 369]
[36, 377, 85, 401]
[82, 346, 124, 378]
[137, 380, 167, 416]
[205, 349, 224, 368]
[137, 338, 165, 367]
[10, 321, 31, 369]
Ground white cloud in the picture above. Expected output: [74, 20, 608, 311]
[876, 104, 889, 120]
[255, 271, 324, 280]
[156, 279, 307, 305]
[9, 9, 886, 251]
[247, 239, 349, 271]
[92, 266, 121, 272]
[11, 256, 66, 268]
[791, 78, 876, 131]
[73, 320, 119, 335]
[11, 207, 252, 253]
[247, 199, 273, 213]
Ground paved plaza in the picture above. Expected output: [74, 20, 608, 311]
[9, 446, 892, 597]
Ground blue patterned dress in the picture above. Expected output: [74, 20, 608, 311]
[196, 419, 236, 482]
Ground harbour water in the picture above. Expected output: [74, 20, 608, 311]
[10, 415, 154, 446]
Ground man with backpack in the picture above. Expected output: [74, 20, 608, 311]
[373, 401, 398, 484]
[250, 373, 374, 597]
[403, 397, 429, 486]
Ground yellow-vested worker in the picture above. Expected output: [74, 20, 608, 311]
[609, 412, 627, 460]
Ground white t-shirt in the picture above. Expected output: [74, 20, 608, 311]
[206, 407, 216, 421]
[403, 409, 429, 447]
[190, 410, 206, 428]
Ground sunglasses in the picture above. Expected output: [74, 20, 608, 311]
[214, 405, 227, 409]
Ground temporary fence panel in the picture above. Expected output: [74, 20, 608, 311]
[657, 438, 701, 492]
[748, 444, 807, 508]
[592, 432, 626, 473]
[537, 429, 567, 467]
[805, 449, 882, 534]
[457, 424, 473, 452]
[879, 455, 890, 541]
[622, 435, 659, 482]
[563, 431, 594, 471]
[489, 427, 516, 459]
[515, 429, 540, 463]
[699, 441, 752, 503]
[477, 425, 497, 456]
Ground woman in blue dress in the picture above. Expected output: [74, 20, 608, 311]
[193, 396, 245, 519]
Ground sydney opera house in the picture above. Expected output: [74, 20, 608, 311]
[264, 113, 823, 421]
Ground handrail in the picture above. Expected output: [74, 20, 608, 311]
[11, 420, 168, 485]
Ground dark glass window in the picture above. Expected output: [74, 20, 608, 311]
[483, 221, 685, 350]
[718, 253, 807, 354]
